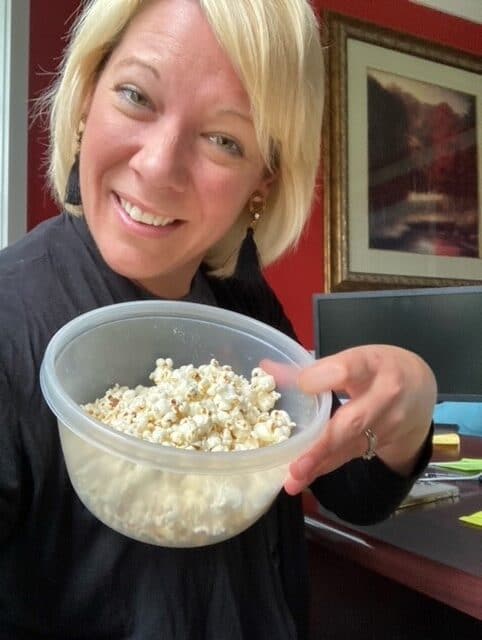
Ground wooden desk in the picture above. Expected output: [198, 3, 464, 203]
[304, 436, 482, 639]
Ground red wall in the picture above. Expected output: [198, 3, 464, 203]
[28, 2, 80, 227]
[28, 0, 481, 347]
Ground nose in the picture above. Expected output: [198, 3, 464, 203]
[128, 119, 188, 193]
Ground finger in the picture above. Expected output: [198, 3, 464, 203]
[283, 440, 323, 496]
[332, 366, 407, 446]
[297, 349, 372, 396]
[284, 447, 352, 495]
[258, 359, 300, 388]
[283, 421, 346, 493]
[284, 472, 310, 496]
[289, 371, 403, 482]
[283, 429, 357, 495]
[284, 390, 387, 495]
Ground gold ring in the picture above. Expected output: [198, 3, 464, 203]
[362, 428, 377, 460]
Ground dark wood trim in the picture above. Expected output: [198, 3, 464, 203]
[304, 436, 482, 620]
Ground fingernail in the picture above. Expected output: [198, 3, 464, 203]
[294, 455, 314, 479]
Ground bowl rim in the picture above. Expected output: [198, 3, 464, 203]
[40, 300, 332, 473]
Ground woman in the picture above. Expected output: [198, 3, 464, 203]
[0, 1, 436, 638]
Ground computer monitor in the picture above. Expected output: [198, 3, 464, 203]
[313, 285, 482, 403]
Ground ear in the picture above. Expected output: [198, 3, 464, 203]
[81, 84, 95, 118]
[256, 167, 278, 200]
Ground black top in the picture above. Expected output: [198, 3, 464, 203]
[0, 214, 431, 639]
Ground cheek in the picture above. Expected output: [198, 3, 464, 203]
[80, 142, 124, 216]
[80, 128, 111, 189]
[81, 105, 129, 174]
[195, 165, 259, 222]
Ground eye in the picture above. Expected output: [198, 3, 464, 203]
[115, 84, 151, 109]
[206, 134, 243, 157]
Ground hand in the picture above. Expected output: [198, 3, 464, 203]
[263, 345, 437, 496]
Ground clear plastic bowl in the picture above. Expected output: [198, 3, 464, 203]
[40, 301, 331, 547]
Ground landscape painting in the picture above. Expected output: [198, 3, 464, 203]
[367, 69, 478, 259]
[323, 13, 482, 290]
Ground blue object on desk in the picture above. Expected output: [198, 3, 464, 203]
[433, 402, 482, 437]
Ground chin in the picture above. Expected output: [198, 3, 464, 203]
[99, 245, 159, 281]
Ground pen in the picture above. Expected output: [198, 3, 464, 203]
[418, 472, 482, 483]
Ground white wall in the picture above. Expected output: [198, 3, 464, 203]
[0, 0, 29, 248]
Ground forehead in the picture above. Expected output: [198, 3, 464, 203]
[106, 0, 249, 105]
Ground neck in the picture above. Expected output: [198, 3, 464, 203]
[132, 263, 201, 299]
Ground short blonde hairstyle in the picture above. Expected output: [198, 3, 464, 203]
[43, 0, 324, 277]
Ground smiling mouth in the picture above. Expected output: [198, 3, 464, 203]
[118, 195, 177, 227]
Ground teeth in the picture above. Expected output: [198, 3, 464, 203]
[120, 198, 175, 227]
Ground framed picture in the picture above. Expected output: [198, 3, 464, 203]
[323, 14, 482, 291]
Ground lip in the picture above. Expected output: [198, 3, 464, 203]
[113, 192, 182, 239]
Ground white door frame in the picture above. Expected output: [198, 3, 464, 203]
[0, 0, 29, 248]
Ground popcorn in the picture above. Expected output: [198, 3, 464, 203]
[72, 358, 296, 546]
[65, 430, 289, 546]
[82, 358, 295, 451]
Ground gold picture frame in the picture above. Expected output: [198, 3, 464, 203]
[323, 14, 482, 291]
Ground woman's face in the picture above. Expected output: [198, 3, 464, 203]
[80, 0, 272, 298]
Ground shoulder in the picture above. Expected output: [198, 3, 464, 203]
[0, 214, 65, 323]
[0, 213, 64, 274]
[0, 211, 93, 297]
[0, 214, 87, 370]
[0, 213, 84, 309]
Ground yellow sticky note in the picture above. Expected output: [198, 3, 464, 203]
[459, 511, 482, 528]
[432, 433, 460, 446]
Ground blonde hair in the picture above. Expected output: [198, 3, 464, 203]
[43, 0, 324, 277]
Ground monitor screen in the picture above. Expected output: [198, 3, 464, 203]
[313, 285, 482, 402]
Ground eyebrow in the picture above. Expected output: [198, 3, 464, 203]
[114, 56, 160, 79]
[114, 57, 253, 124]
[216, 109, 253, 125]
